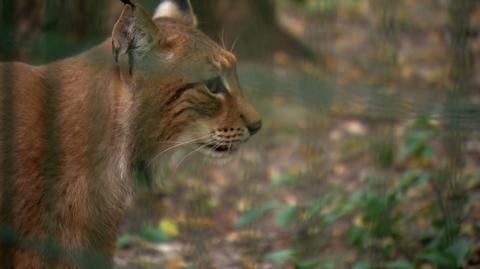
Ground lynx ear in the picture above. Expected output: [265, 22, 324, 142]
[112, 5, 162, 76]
[153, 0, 197, 27]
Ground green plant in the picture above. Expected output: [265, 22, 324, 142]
[233, 116, 474, 269]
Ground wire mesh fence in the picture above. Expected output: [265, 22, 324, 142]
[1, 0, 479, 268]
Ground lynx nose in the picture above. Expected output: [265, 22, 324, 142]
[247, 120, 262, 136]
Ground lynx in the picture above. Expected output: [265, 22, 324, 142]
[0, 0, 261, 268]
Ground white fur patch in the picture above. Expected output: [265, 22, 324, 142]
[154, 1, 183, 19]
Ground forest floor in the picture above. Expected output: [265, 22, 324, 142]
[114, 63, 480, 269]
[114, 3, 480, 269]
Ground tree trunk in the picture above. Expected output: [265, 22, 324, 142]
[0, 0, 18, 61]
[192, 0, 315, 62]
[1, 0, 112, 62]
[438, 0, 477, 259]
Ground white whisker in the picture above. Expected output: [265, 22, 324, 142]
[148, 135, 210, 166]
[227, 139, 233, 153]
[230, 36, 240, 53]
[219, 27, 226, 50]
[172, 144, 208, 174]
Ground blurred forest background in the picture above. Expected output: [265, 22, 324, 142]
[1, 0, 480, 268]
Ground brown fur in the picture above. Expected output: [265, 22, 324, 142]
[0, 3, 261, 269]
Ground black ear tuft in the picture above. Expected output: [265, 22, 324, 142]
[120, 0, 136, 8]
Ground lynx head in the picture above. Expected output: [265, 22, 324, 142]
[112, 0, 262, 162]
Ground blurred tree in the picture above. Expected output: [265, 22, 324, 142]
[2, 0, 316, 62]
[0, 1, 17, 267]
[370, 0, 399, 85]
[192, 0, 315, 61]
[439, 0, 478, 257]
[0, 0, 18, 61]
[0, 0, 111, 61]
[448, 0, 477, 93]
[41, 0, 109, 40]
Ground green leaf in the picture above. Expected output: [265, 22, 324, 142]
[304, 194, 335, 219]
[399, 131, 432, 161]
[295, 259, 321, 269]
[371, 142, 395, 168]
[274, 205, 299, 228]
[352, 260, 371, 269]
[234, 201, 278, 228]
[422, 145, 434, 159]
[271, 173, 301, 187]
[322, 212, 340, 225]
[396, 170, 431, 194]
[116, 234, 133, 249]
[321, 192, 362, 225]
[385, 260, 414, 269]
[265, 249, 295, 265]
[137, 227, 170, 243]
[446, 239, 472, 266]
[411, 117, 431, 128]
[347, 225, 368, 248]
[416, 250, 456, 268]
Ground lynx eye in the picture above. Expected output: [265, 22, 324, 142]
[205, 77, 227, 94]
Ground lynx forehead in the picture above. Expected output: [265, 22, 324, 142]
[0, 0, 261, 268]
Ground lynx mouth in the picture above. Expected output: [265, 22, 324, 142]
[205, 144, 235, 152]
[199, 142, 240, 158]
